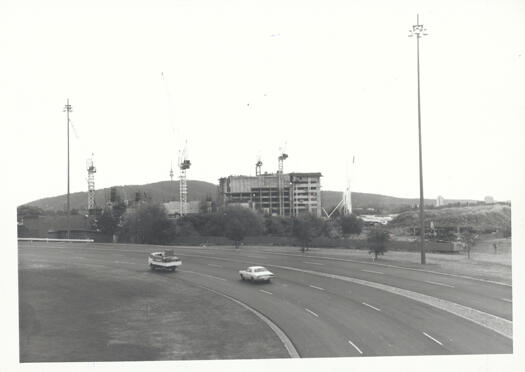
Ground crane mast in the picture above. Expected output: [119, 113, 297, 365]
[277, 144, 288, 216]
[179, 142, 191, 216]
[86, 154, 97, 214]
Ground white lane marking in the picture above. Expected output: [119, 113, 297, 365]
[269, 263, 513, 339]
[21, 243, 513, 337]
[425, 280, 455, 288]
[26, 243, 508, 286]
[259, 290, 273, 295]
[304, 261, 324, 266]
[422, 332, 443, 346]
[361, 269, 384, 275]
[305, 308, 319, 318]
[71, 256, 87, 260]
[309, 285, 325, 291]
[180, 270, 227, 281]
[501, 298, 512, 303]
[362, 302, 381, 312]
[114, 261, 136, 265]
[256, 250, 511, 287]
[348, 340, 363, 355]
[207, 263, 223, 268]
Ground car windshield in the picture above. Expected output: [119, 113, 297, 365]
[254, 268, 268, 272]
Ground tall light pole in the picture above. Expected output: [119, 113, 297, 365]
[409, 15, 428, 264]
[64, 99, 72, 239]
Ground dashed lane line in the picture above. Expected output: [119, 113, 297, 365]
[114, 261, 137, 265]
[21, 244, 512, 339]
[309, 285, 325, 291]
[20, 243, 510, 287]
[362, 302, 381, 312]
[259, 250, 511, 287]
[501, 298, 512, 303]
[348, 340, 363, 355]
[422, 332, 443, 346]
[259, 290, 273, 295]
[180, 270, 227, 281]
[207, 263, 223, 268]
[361, 269, 384, 275]
[305, 308, 319, 318]
[425, 280, 455, 288]
[304, 261, 324, 265]
[270, 264, 513, 340]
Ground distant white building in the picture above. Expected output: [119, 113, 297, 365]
[436, 195, 445, 207]
[163, 201, 200, 216]
[484, 196, 495, 204]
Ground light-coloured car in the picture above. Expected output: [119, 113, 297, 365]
[239, 266, 274, 282]
[148, 249, 181, 271]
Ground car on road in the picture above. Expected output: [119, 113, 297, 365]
[148, 249, 181, 271]
[239, 266, 274, 282]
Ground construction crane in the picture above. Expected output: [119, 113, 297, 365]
[277, 144, 288, 174]
[178, 141, 191, 216]
[277, 143, 288, 216]
[255, 155, 263, 176]
[322, 156, 355, 218]
[86, 154, 97, 214]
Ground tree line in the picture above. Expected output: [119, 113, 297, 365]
[93, 201, 367, 249]
[18, 202, 391, 258]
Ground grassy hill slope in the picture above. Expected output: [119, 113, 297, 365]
[24, 180, 480, 214]
[389, 204, 511, 230]
[25, 180, 218, 212]
[321, 190, 477, 213]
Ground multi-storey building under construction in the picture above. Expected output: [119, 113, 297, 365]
[218, 172, 322, 217]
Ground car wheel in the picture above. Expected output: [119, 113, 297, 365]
[240, 274, 245, 280]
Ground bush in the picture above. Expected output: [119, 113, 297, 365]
[265, 216, 292, 235]
[292, 213, 324, 252]
[339, 214, 363, 235]
[367, 227, 390, 260]
[120, 203, 173, 244]
[223, 207, 264, 248]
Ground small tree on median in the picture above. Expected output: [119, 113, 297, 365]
[292, 213, 324, 252]
[461, 230, 479, 259]
[223, 207, 264, 249]
[367, 227, 390, 260]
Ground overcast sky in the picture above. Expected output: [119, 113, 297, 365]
[2, 0, 524, 206]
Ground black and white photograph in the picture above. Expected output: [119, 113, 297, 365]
[2, 0, 524, 371]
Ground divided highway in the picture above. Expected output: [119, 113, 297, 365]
[18, 242, 512, 358]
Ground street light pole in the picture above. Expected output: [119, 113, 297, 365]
[64, 99, 73, 240]
[409, 15, 428, 264]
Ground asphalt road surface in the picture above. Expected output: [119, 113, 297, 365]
[18, 242, 512, 359]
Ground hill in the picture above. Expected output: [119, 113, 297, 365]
[23, 179, 479, 214]
[389, 204, 511, 231]
[24, 180, 218, 212]
[321, 190, 477, 213]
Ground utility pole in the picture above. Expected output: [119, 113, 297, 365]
[64, 99, 73, 239]
[409, 15, 428, 264]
